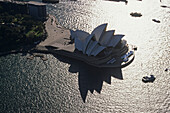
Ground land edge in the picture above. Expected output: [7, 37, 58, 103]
[0, 14, 69, 57]
[0, 15, 135, 68]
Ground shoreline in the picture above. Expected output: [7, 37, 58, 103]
[0, 15, 135, 68]
[0, 15, 70, 57]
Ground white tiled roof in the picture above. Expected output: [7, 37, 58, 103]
[73, 23, 124, 56]
[91, 23, 107, 41]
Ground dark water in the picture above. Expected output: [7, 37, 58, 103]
[0, 0, 170, 112]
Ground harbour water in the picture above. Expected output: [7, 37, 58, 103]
[0, 0, 170, 112]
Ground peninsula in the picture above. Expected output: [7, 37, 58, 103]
[0, 0, 136, 68]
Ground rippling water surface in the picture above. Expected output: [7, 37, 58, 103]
[0, 0, 170, 112]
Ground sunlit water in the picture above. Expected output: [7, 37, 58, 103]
[0, 0, 170, 112]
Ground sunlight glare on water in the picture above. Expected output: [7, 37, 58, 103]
[0, 0, 170, 112]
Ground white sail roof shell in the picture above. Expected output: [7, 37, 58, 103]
[83, 34, 94, 54]
[107, 35, 124, 47]
[75, 30, 89, 41]
[73, 23, 124, 56]
[74, 29, 106, 56]
[74, 30, 89, 51]
[90, 44, 106, 56]
[86, 41, 98, 56]
[91, 23, 107, 41]
[85, 40, 94, 55]
[75, 38, 83, 51]
[99, 30, 115, 46]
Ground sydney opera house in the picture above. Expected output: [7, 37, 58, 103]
[70, 23, 136, 68]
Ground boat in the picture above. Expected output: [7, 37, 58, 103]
[142, 75, 156, 83]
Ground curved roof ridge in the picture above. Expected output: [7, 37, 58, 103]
[99, 30, 115, 46]
[74, 30, 90, 51]
[83, 34, 94, 54]
[86, 40, 98, 56]
[75, 30, 89, 41]
[90, 44, 106, 56]
[107, 34, 125, 47]
[91, 23, 107, 41]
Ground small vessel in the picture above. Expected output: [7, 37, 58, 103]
[130, 12, 142, 17]
[152, 19, 161, 23]
[142, 75, 156, 83]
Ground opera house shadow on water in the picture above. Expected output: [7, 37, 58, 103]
[52, 54, 123, 103]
